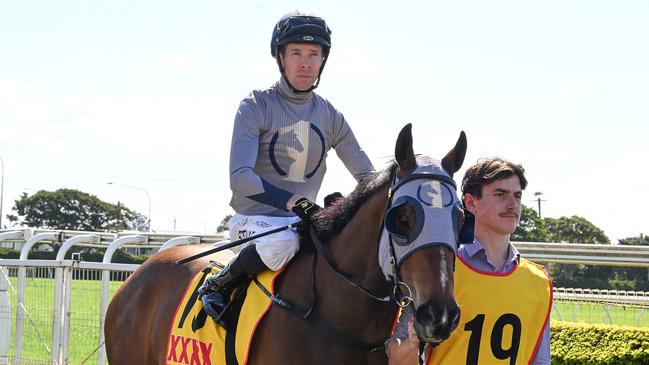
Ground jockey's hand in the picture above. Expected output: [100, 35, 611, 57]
[324, 192, 343, 208]
[291, 197, 322, 222]
[292, 197, 322, 239]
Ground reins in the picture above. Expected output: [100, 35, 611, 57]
[308, 228, 392, 303]
[252, 223, 393, 353]
[252, 265, 387, 353]
[254, 171, 459, 353]
[252, 180, 398, 353]
[175, 167, 460, 354]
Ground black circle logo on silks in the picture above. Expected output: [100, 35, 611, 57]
[269, 123, 325, 180]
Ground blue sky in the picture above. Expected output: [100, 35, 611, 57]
[1, 1, 647, 241]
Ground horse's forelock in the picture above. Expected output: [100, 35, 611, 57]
[313, 164, 395, 241]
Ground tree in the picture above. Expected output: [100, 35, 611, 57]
[217, 214, 232, 233]
[541, 215, 612, 290]
[512, 205, 551, 242]
[7, 189, 140, 232]
[618, 233, 649, 246]
[615, 233, 649, 291]
[543, 215, 610, 244]
[131, 212, 150, 232]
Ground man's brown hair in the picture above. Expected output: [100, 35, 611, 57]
[461, 157, 528, 199]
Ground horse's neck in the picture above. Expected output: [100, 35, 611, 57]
[320, 186, 397, 331]
[272, 185, 397, 352]
[328, 186, 390, 291]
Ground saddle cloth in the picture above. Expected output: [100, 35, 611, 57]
[166, 267, 281, 365]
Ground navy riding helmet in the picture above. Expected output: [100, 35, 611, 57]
[270, 11, 332, 92]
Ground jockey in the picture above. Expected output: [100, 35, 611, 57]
[199, 10, 374, 324]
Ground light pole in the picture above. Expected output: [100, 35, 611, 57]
[107, 182, 151, 231]
[0, 156, 4, 229]
[533, 191, 545, 218]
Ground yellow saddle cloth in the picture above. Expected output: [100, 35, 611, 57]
[166, 267, 280, 365]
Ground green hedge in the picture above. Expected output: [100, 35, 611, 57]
[551, 321, 649, 364]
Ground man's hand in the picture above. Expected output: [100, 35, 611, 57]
[386, 318, 427, 365]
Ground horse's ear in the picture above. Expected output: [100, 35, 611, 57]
[395, 123, 416, 176]
[441, 131, 467, 177]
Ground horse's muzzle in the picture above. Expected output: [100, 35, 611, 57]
[414, 301, 461, 344]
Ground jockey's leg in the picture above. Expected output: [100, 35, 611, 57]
[199, 214, 300, 323]
[198, 244, 268, 322]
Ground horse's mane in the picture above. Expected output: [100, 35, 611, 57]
[313, 163, 396, 242]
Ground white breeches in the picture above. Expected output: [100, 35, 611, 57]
[228, 213, 301, 271]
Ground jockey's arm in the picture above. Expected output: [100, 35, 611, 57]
[230, 167, 294, 211]
[230, 98, 296, 211]
[330, 110, 375, 182]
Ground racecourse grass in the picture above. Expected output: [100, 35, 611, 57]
[552, 301, 649, 327]
[6, 275, 124, 365]
[4, 276, 649, 364]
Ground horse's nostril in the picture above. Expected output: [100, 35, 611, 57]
[450, 306, 461, 331]
[415, 302, 461, 341]
[416, 305, 434, 323]
[416, 304, 450, 332]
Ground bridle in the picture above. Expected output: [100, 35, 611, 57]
[254, 167, 465, 352]
[306, 171, 461, 307]
[383, 172, 461, 310]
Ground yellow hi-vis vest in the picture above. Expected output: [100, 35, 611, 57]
[427, 255, 552, 365]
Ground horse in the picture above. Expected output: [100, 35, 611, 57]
[105, 124, 468, 364]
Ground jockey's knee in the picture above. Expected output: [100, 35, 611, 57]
[255, 230, 299, 271]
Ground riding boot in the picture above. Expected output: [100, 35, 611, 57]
[198, 265, 240, 324]
[198, 244, 268, 325]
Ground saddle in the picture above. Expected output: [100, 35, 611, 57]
[166, 266, 282, 365]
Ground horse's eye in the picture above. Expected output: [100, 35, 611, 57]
[391, 213, 410, 236]
[394, 205, 416, 233]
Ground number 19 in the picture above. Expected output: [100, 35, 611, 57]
[464, 313, 522, 365]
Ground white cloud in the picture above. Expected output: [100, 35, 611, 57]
[153, 56, 197, 72]
[557, 82, 596, 97]
[324, 37, 381, 83]
[0, 85, 239, 232]
[0, 79, 39, 98]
